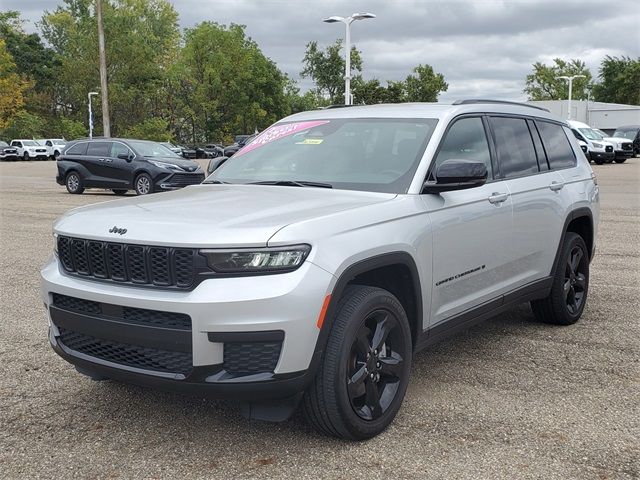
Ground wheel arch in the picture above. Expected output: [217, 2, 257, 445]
[551, 207, 594, 277]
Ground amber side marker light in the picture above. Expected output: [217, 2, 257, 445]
[316, 294, 332, 329]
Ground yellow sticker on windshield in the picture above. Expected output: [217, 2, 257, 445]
[296, 138, 323, 145]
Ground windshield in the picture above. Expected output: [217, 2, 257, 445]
[22, 140, 38, 146]
[613, 129, 637, 139]
[578, 128, 603, 141]
[128, 140, 181, 158]
[52, 139, 65, 144]
[206, 118, 438, 193]
[0, 141, 8, 147]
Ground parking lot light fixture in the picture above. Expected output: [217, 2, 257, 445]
[88, 92, 99, 139]
[323, 12, 376, 105]
[556, 75, 586, 120]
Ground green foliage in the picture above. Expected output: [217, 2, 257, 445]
[405, 64, 448, 102]
[301, 40, 362, 104]
[2, 111, 45, 139]
[0, 39, 31, 129]
[284, 78, 325, 113]
[124, 117, 173, 141]
[59, 117, 87, 139]
[524, 58, 593, 101]
[592, 56, 640, 105]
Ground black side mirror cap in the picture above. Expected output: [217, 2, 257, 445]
[117, 153, 134, 161]
[422, 159, 487, 194]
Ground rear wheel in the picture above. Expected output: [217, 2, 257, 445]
[614, 158, 627, 164]
[303, 285, 412, 440]
[134, 173, 153, 195]
[112, 189, 127, 195]
[531, 232, 589, 325]
[65, 172, 84, 194]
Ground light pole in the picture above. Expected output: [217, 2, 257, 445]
[88, 92, 98, 138]
[556, 75, 585, 120]
[323, 12, 375, 105]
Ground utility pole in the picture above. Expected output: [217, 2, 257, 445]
[96, 0, 110, 137]
[556, 75, 585, 120]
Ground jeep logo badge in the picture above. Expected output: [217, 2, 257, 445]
[108, 226, 127, 235]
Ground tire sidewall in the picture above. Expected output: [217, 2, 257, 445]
[135, 173, 153, 195]
[66, 172, 82, 194]
[331, 288, 412, 439]
[554, 233, 589, 323]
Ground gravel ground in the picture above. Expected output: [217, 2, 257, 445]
[0, 159, 638, 479]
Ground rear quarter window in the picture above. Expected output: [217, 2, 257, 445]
[65, 142, 88, 155]
[536, 121, 576, 169]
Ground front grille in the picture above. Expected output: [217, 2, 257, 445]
[605, 145, 614, 153]
[58, 236, 198, 289]
[36, 149, 47, 153]
[58, 328, 192, 374]
[223, 341, 282, 375]
[164, 173, 205, 187]
[52, 293, 192, 330]
[621, 142, 633, 151]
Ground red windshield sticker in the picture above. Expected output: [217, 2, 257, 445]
[233, 120, 330, 157]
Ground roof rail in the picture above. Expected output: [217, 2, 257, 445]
[452, 99, 550, 112]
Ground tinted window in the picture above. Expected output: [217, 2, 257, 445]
[86, 141, 110, 157]
[12, 141, 21, 147]
[527, 120, 549, 171]
[490, 117, 538, 178]
[65, 142, 88, 155]
[111, 142, 132, 158]
[536, 121, 576, 169]
[432, 117, 492, 179]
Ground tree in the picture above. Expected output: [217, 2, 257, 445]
[301, 40, 362, 104]
[592, 56, 640, 105]
[125, 118, 173, 141]
[40, 0, 180, 135]
[404, 64, 448, 102]
[524, 58, 593, 101]
[0, 39, 31, 130]
[2, 111, 45, 139]
[352, 78, 388, 105]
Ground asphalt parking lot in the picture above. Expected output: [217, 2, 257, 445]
[0, 159, 638, 479]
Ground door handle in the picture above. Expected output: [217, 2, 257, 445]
[488, 192, 509, 204]
[549, 181, 564, 191]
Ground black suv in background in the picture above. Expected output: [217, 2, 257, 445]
[56, 138, 204, 195]
[613, 125, 640, 155]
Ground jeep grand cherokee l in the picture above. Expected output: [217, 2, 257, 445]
[56, 138, 204, 195]
[41, 100, 599, 440]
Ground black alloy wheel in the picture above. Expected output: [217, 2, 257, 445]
[564, 245, 587, 316]
[347, 309, 406, 421]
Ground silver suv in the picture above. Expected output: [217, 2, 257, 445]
[41, 100, 599, 440]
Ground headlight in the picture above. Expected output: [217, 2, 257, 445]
[148, 160, 182, 171]
[592, 142, 603, 149]
[53, 233, 58, 257]
[201, 245, 311, 273]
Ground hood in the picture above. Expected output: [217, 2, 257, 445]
[54, 184, 396, 247]
[601, 136, 629, 146]
[142, 156, 200, 170]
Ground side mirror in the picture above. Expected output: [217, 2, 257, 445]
[207, 156, 229, 175]
[117, 153, 133, 162]
[422, 159, 487, 194]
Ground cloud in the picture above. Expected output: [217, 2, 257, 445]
[7, 0, 640, 101]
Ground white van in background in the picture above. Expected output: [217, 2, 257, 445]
[568, 120, 615, 165]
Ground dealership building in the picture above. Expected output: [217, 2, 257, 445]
[528, 100, 640, 134]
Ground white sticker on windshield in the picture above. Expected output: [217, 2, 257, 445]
[234, 120, 329, 157]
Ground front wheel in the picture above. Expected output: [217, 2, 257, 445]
[531, 232, 589, 325]
[134, 173, 153, 195]
[23, 151, 30, 161]
[614, 158, 627, 164]
[303, 285, 412, 440]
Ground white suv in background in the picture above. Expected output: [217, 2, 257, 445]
[10, 139, 50, 160]
[41, 100, 599, 440]
[40, 138, 67, 159]
[569, 120, 615, 164]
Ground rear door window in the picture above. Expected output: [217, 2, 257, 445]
[111, 142, 132, 158]
[536, 121, 577, 169]
[65, 142, 88, 155]
[489, 117, 539, 178]
[86, 141, 111, 157]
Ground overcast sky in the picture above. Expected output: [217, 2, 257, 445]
[6, 0, 640, 101]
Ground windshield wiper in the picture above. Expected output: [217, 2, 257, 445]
[247, 180, 333, 189]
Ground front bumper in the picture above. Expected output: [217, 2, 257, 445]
[589, 151, 615, 161]
[0, 154, 18, 160]
[155, 172, 205, 190]
[41, 257, 333, 398]
[615, 149, 634, 159]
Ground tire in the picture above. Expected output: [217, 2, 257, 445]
[531, 232, 589, 325]
[134, 173, 153, 195]
[23, 151, 30, 161]
[303, 285, 412, 440]
[112, 189, 127, 195]
[65, 172, 84, 194]
[53, 150, 60, 160]
[593, 159, 604, 165]
[614, 158, 627, 164]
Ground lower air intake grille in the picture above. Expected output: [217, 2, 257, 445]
[223, 341, 282, 375]
[58, 328, 192, 374]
